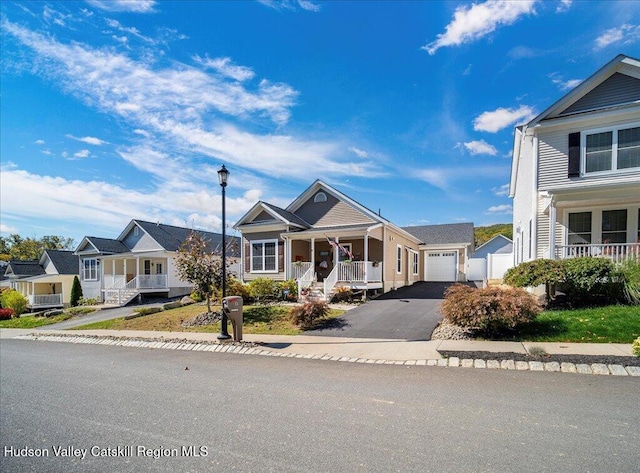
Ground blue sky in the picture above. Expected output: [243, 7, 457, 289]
[1, 0, 639, 245]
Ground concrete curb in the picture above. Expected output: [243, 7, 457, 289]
[13, 333, 640, 377]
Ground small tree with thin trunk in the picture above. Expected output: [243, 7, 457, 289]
[70, 275, 83, 307]
[174, 231, 224, 314]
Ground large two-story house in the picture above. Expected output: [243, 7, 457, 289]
[510, 54, 640, 265]
[234, 180, 474, 300]
[75, 219, 240, 306]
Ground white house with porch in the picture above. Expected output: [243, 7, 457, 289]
[75, 220, 239, 306]
[510, 54, 640, 266]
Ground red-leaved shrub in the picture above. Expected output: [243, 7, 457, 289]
[440, 284, 541, 335]
[289, 301, 329, 329]
[0, 308, 15, 320]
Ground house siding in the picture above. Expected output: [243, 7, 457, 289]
[294, 192, 375, 227]
[123, 229, 163, 252]
[382, 228, 419, 291]
[252, 210, 276, 222]
[241, 233, 285, 282]
[559, 73, 640, 116]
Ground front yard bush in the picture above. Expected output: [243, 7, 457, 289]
[561, 257, 618, 305]
[70, 275, 83, 307]
[440, 284, 542, 336]
[0, 290, 28, 316]
[277, 279, 298, 302]
[289, 301, 329, 329]
[633, 337, 640, 357]
[503, 259, 565, 300]
[617, 257, 640, 305]
[0, 308, 15, 320]
[248, 277, 278, 303]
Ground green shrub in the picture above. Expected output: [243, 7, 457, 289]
[0, 290, 28, 316]
[504, 259, 565, 300]
[277, 279, 298, 301]
[440, 284, 542, 335]
[133, 307, 162, 316]
[633, 337, 640, 357]
[70, 275, 83, 307]
[248, 277, 278, 304]
[217, 278, 252, 302]
[561, 257, 617, 305]
[617, 257, 640, 305]
[78, 297, 100, 306]
[289, 301, 329, 329]
[0, 308, 15, 320]
[190, 291, 203, 303]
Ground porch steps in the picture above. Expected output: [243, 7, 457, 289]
[104, 289, 139, 307]
[300, 282, 336, 303]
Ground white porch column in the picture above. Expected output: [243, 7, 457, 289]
[549, 199, 557, 260]
[364, 233, 369, 283]
[311, 238, 315, 270]
[284, 237, 290, 280]
[112, 260, 115, 287]
[136, 257, 140, 288]
[333, 237, 339, 268]
[124, 259, 127, 283]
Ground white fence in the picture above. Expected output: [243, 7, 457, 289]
[467, 253, 514, 281]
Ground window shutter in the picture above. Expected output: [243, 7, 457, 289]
[278, 241, 285, 273]
[568, 132, 581, 177]
[244, 242, 250, 273]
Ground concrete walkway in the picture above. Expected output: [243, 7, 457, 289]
[2, 328, 637, 376]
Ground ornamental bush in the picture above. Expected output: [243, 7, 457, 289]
[440, 284, 542, 336]
[70, 275, 83, 307]
[561, 257, 617, 305]
[0, 290, 28, 316]
[633, 337, 640, 358]
[289, 301, 329, 329]
[277, 279, 299, 302]
[617, 257, 640, 305]
[248, 277, 278, 304]
[0, 308, 15, 320]
[503, 259, 565, 300]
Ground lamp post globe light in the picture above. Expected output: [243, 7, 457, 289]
[217, 164, 231, 340]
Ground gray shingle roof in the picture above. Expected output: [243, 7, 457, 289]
[84, 237, 130, 254]
[44, 250, 79, 275]
[134, 220, 240, 257]
[262, 203, 310, 228]
[6, 260, 45, 277]
[401, 223, 475, 246]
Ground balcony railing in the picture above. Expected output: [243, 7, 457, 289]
[556, 243, 640, 264]
[28, 294, 63, 308]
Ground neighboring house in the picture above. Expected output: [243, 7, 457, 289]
[401, 223, 475, 283]
[4, 250, 80, 310]
[467, 235, 514, 282]
[234, 180, 474, 301]
[510, 54, 640, 265]
[75, 219, 240, 306]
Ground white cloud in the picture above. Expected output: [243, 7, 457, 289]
[473, 105, 536, 133]
[258, 0, 321, 12]
[349, 146, 368, 158]
[105, 18, 156, 44]
[85, 1, 157, 13]
[423, 0, 538, 55]
[486, 204, 513, 214]
[0, 223, 19, 234]
[35, 139, 45, 145]
[549, 73, 582, 91]
[415, 165, 509, 191]
[73, 149, 91, 159]
[594, 24, 640, 50]
[0, 167, 261, 234]
[193, 56, 255, 82]
[492, 183, 510, 196]
[507, 46, 542, 60]
[556, 0, 572, 13]
[66, 134, 108, 146]
[460, 140, 498, 156]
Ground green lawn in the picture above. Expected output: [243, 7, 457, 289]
[72, 303, 344, 335]
[0, 313, 71, 329]
[510, 305, 640, 343]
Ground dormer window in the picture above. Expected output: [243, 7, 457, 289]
[314, 192, 327, 203]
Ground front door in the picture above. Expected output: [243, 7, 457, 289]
[143, 259, 151, 275]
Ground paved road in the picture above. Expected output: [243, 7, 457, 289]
[308, 282, 469, 340]
[2, 340, 638, 472]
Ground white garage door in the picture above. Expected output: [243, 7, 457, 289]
[425, 251, 457, 282]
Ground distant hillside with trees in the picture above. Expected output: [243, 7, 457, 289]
[0, 235, 76, 261]
[474, 224, 512, 248]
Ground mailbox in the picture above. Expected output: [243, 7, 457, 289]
[222, 296, 243, 342]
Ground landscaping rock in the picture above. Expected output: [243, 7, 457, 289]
[44, 309, 64, 317]
[181, 296, 196, 305]
[181, 311, 222, 328]
[430, 321, 474, 340]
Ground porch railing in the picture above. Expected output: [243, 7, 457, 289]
[138, 274, 168, 289]
[290, 262, 313, 281]
[324, 265, 339, 301]
[337, 261, 383, 282]
[297, 265, 316, 300]
[28, 294, 63, 308]
[556, 243, 640, 264]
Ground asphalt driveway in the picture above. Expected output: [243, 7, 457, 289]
[309, 282, 472, 341]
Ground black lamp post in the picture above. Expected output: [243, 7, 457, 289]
[217, 164, 231, 340]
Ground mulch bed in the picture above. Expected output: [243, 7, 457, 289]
[439, 351, 640, 367]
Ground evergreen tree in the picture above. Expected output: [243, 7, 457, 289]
[70, 275, 83, 307]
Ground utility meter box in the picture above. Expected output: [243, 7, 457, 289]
[222, 296, 243, 342]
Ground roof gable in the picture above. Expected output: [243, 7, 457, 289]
[6, 260, 45, 278]
[41, 250, 79, 275]
[76, 236, 129, 255]
[557, 72, 640, 117]
[234, 201, 310, 230]
[286, 180, 385, 228]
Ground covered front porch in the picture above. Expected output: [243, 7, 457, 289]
[101, 253, 170, 305]
[543, 185, 640, 264]
[10, 275, 71, 310]
[283, 225, 385, 300]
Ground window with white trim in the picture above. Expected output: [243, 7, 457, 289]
[83, 258, 99, 281]
[568, 212, 592, 245]
[602, 209, 627, 244]
[583, 124, 640, 174]
[412, 252, 419, 275]
[251, 240, 277, 272]
[396, 245, 402, 274]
